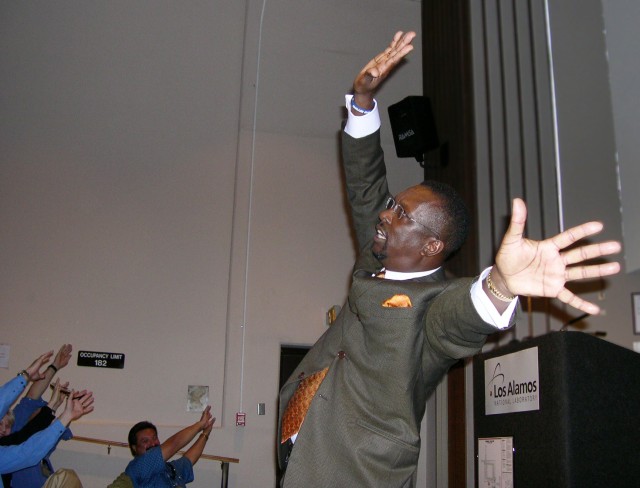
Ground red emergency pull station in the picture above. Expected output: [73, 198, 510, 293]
[235, 412, 246, 426]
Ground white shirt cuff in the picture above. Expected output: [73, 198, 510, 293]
[471, 267, 518, 329]
[344, 94, 381, 139]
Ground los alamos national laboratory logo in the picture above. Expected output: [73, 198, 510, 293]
[484, 346, 540, 415]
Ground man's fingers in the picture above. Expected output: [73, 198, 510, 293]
[388, 31, 415, 58]
[392, 30, 416, 49]
[565, 262, 621, 282]
[501, 198, 527, 245]
[373, 31, 415, 69]
[36, 351, 54, 367]
[385, 31, 414, 54]
[549, 221, 605, 250]
[74, 392, 94, 411]
[556, 288, 601, 315]
[355, 31, 416, 95]
[562, 241, 621, 266]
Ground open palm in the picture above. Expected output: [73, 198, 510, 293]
[494, 198, 621, 314]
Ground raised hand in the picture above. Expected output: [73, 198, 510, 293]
[491, 198, 621, 314]
[352, 30, 416, 111]
[52, 344, 73, 371]
[58, 390, 94, 427]
[26, 345, 72, 401]
[203, 415, 215, 436]
[25, 351, 54, 381]
[198, 405, 213, 431]
[48, 378, 70, 412]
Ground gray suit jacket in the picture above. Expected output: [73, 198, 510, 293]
[278, 129, 516, 487]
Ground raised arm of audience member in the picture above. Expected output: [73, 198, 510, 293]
[0, 351, 53, 486]
[11, 344, 73, 448]
[0, 390, 93, 474]
[12, 345, 73, 434]
[161, 406, 213, 461]
[7, 379, 75, 488]
[25, 344, 72, 401]
[0, 351, 53, 418]
[182, 409, 215, 466]
[56, 390, 94, 427]
[0, 379, 66, 445]
[1, 403, 58, 488]
[0, 407, 54, 445]
[125, 406, 215, 487]
[48, 379, 70, 413]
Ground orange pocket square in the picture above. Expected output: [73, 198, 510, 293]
[382, 294, 412, 308]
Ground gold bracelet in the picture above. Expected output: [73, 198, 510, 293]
[486, 271, 516, 302]
[201, 432, 209, 440]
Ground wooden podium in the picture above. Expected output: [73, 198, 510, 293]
[473, 331, 640, 487]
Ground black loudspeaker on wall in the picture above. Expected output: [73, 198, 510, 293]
[387, 95, 439, 163]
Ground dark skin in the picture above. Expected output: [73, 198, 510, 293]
[372, 185, 444, 271]
[355, 30, 622, 315]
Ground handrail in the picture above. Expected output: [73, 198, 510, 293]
[71, 435, 239, 464]
[70, 435, 239, 487]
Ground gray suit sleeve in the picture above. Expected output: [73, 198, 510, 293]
[341, 129, 390, 251]
[421, 278, 517, 389]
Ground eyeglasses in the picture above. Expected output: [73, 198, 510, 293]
[385, 196, 441, 239]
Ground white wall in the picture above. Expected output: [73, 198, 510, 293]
[601, 0, 640, 273]
[0, 1, 424, 487]
[470, 0, 640, 351]
[546, 0, 640, 349]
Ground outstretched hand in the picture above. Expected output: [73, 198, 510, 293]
[198, 405, 213, 431]
[203, 415, 215, 437]
[25, 345, 72, 401]
[58, 390, 94, 427]
[352, 30, 416, 111]
[48, 378, 70, 412]
[25, 351, 54, 381]
[491, 198, 621, 314]
[52, 344, 73, 371]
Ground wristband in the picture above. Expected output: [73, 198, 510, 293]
[17, 370, 29, 381]
[350, 97, 373, 115]
[47, 364, 58, 373]
[201, 432, 210, 440]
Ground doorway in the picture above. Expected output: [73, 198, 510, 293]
[276, 345, 311, 487]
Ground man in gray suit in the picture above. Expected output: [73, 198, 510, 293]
[277, 31, 621, 487]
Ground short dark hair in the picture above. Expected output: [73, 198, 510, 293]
[419, 180, 470, 258]
[128, 421, 157, 456]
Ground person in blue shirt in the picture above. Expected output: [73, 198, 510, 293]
[125, 406, 214, 488]
[0, 351, 94, 476]
[4, 344, 74, 488]
[1, 379, 69, 486]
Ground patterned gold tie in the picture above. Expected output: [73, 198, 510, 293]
[281, 367, 328, 443]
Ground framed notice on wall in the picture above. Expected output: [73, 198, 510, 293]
[632, 293, 640, 335]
